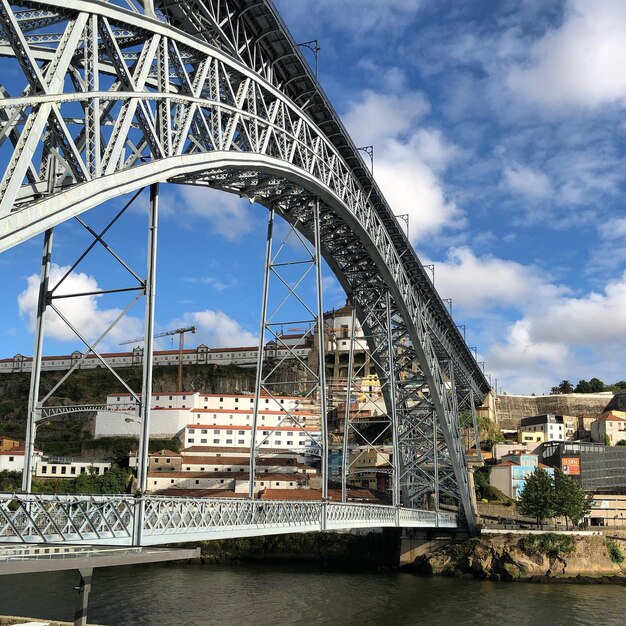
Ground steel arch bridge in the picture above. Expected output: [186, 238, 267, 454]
[0, 0, 490, 542]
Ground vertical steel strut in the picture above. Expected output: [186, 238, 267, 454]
[136, 182, 159, 496]
[341, 304, 356, 503]
[22, 228, 53, 493]
[313, 200, 328, 506]
[249, 206, 274, 498]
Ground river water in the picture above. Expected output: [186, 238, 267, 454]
[1, 561, 624, 625]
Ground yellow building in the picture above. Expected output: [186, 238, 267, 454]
[517, 430, 545, 445]
[0, 437, 20, 452]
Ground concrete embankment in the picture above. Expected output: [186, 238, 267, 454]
[405, 532, 626, 582]
[0, 618, 103, 626]
[198, 530, 400, 568]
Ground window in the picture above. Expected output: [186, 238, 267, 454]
[196, 480, 199, 485]
[214, 468, 218, 471]
[51, 466, 57, 474]
[154, 458, 159, 464]
[8, 456, 14, 462]
[238, 440, 245, 445]
[166, 459, 171, 464]
[171, 479, 175, 483]
[201, 467, 205, 471]
[226, 430, 233, 435]
[287, 441, 293, 445]
[169, 395, 173, 400]
[201, 429, 208, 434]
[188, 439, 195, 444]
[71, 467, 76, 475]
[41, 466, 47, 474]
[213, 439, 219, 444]
[214, 430, 220, 434]
[238, 430, 245, 435]
[226, 439, 233, 444]
[201, 439, 207, 444]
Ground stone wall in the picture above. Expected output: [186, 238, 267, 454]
[496, 393, 614, 430]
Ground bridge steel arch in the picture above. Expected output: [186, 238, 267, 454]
[0, 0, 490, 530]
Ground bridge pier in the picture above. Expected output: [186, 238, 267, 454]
[73, 567, 93, 626]
[398, 529, 470, 568]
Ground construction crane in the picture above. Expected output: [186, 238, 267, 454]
[120, 326, 197, 392]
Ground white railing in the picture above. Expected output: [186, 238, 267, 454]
[0, 492, 457, 545]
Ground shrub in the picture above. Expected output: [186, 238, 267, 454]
[521, 533, 574, 559]
[606, 539, 625, 565]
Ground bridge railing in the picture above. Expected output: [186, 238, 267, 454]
[0, 492, 457, 545]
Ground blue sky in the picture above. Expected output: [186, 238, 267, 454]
[1, 0, 626, 394]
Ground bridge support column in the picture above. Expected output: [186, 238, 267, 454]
[22, 228, 53, 493]
[137, 182, 159, 496]
[398, 529, 469, 568]
[73, 567, 93, 626]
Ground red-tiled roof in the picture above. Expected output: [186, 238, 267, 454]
[186, 424, 319, 432]
[157, 488, 246, 498]
[151, 449, 181, 457]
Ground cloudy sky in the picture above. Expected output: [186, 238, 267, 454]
[1, 0, 625, 394]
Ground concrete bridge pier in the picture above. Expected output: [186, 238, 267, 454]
[398, 529, 470, 568]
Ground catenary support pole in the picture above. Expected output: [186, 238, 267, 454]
[249, 207, 274, 498]
[341, 303, 356, 502]
[313, 200, 329, 512]
[22, 228, 53, 493]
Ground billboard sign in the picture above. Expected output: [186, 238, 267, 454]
[562, 456, 580, 475]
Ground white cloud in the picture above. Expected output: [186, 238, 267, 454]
[18, 264, 142, 346]
[507, 0, 626, 108]
[277, 0, 427, 36]
[343, 90, 430, 146]
[343, 90, 463, 242]
[503, 164, 552, 199]
[484, 270, 626, 393]
[427, 247, 566, 313]
[165, 186, 257, 241]
[598, 216, 626, 242]
[173, 310, 257, 348]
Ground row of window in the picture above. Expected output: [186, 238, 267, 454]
[40, 465, 108, 475]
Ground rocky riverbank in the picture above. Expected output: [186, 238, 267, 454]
[408, 532, 626, 582]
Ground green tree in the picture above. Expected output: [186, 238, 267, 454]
[551, 380, 574, 395]
[518, 468, 555, 525]
[553, 469, 594, 529]
[575, 379, 592, 393]
[604, 434, 611, 447]
[588, 377, 605, 393]
[616, 440, 626, 447]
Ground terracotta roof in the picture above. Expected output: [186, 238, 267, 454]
[157, 488, 246, 498]
[260, 487, 378, 502]
[182, 446, 296, 455]
[148, 471, 309, 481]
[595, 412, 626, 422]
[151, 449, 182, 457]
[0, 446, 41, 455]
[181, 456, 304, 467]
[191, 408, 315, 415]
[186, 424, 319, 432]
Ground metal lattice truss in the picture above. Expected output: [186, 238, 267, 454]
[0, 0, 490, 530]
[0, 493, 457, 545]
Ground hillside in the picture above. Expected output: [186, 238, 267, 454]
[0, 363, 257, 456]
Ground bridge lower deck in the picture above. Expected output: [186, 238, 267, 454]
[0, 493, 457, 546]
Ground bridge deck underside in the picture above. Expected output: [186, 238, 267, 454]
[0, 494, 456, 546]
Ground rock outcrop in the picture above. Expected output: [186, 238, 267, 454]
[410, 533, 626, 582]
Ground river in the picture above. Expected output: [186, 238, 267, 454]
[1, 561, 624, 625]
